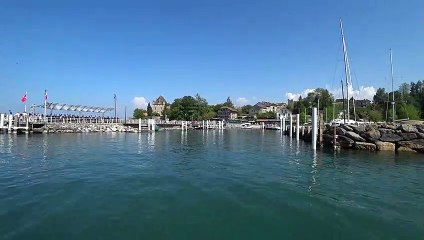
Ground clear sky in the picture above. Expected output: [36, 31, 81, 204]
[0, 0, 423, 116]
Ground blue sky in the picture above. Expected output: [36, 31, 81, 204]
[0, 0, 423, 116]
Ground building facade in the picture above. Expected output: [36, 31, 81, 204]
[152, 96, 167, 116]
[217, 107, 238, 120]
[249, 102, 288, 118]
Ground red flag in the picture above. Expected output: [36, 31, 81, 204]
[21, 92, 27, 103]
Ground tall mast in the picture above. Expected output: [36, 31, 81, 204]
[390, 49, 395, 124]
[341, 79, 346, 124]
[340, 18, 351, 121]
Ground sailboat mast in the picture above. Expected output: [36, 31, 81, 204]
[341, 79, 346, 124]
[390, 49, 395, 124]
[340, 18, 351, 121]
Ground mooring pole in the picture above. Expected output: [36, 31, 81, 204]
[312, 108, 318, 150]
[0, 114, 4, 129]
[333, 124, 337, 150]
[8, 114, 13, 132]
[280, 116, 283, 132]
[289, 114, 293, 138]
[319, 112, 324, 147]
[296, 114, 300, 141]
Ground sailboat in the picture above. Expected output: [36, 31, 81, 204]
[339, 18, 357, 125]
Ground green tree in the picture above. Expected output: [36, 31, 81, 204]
[314, 88, 334, 110]
[168, 95, 213, 120]
[397, 104, 421, 120]
[133, 108, 147, 119]
[213, 103, 225, 113]
[241, 105, 253, 114]
[410, 80, 424, 118]
[147, 103, 153, 116]
[257, 111, 275, 119]
[162, 104, 171, 119]
[223, 97, 234, 108]
[373, 88, 388, 106]
[399, 83, 411, 100]
[368, 110, 384, 122]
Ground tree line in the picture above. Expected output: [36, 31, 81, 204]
[133, 95, 249, 120]
[289, 80, 424, 123]
[133, 79, 424, 122]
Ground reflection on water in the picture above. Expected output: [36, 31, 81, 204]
[0, 131, 423, 239]
[181, 129, 187, 145]
[309, 150, 318, 192]
[147, 132, 155, 150]
[137, 133, 143, 154]
[42, 134, 48, 161]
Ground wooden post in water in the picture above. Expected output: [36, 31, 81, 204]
[289, 114, 293, 138]
[296, 114, 300, 141]
[333, 124, 337, 150]
[319, 112, 324, 147]
[8, 115, 13, 132]
[280, 116, 283, 132]
[151, 119, 156, 131]
[282, 117, 286, 134]
[138, 118, 141, 132]
[0, 114, 4, 129]
[312, 108, 318, 150]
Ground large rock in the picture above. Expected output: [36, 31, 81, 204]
[349, 125, 366, 133]
[379, 132, 403, 142]
[397, 139, 424, 153]
[379, 128, 395, 134]
[346, 131, 366, 142]
[354, 142, 377, 151]
[417, 132, 424, 139]
[397, 147, 417, 153]
[337, 135, 355, 148]
[375, 141, 395, 151]
[398, 132, 418, 141]
[398, 124, 418, 133]
[361, 128, 381, 142]
[336, 127, 347, 136]
[417, 125, 424, 133]
[341, 125, 353, 131]
[365, 125, 378, 132]
[322, 134, 334, 147]
[382, 124, 397, 130]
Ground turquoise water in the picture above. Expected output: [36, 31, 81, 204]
[0, 130, 423, 239]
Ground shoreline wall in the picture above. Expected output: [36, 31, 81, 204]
[42, 123, 138, 133]
[298, 123, 424, 153]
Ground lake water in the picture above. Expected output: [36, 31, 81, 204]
[0, 130, 423, 239]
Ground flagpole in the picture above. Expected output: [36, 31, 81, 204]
[24, 91, 27, 113]
[44, 90, 47, 122]
[114, 94, 117, 122]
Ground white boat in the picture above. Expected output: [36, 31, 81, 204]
[330, 118, 357, 125]
[265, 125, 281, 130]
[241, 123, 253, 129]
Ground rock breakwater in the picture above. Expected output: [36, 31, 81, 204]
[39, 123, 138, 133]
[322, 124, 424, 153]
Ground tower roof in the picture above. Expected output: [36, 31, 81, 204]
[153, 96, 166, 105]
